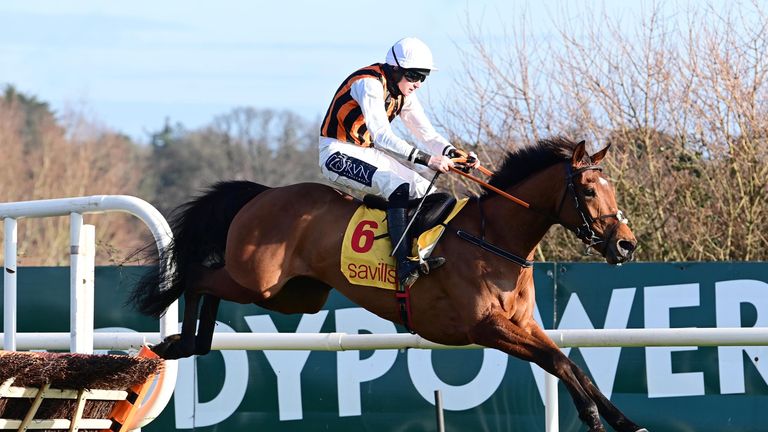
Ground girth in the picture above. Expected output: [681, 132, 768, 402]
[364, 192, 457, 333]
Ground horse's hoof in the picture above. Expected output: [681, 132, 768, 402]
[151, 334, 182, 359]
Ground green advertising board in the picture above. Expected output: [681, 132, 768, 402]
[1, 262, 766, 431]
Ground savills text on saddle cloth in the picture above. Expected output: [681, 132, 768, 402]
[340, 199, 468, 290]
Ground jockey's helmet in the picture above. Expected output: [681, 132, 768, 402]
[385, 37, 438, 71]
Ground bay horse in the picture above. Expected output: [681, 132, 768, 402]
[130, 137, 645, 432]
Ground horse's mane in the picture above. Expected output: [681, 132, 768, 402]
[481, 137, 582, 198]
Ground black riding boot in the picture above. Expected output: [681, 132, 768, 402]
[414, 192, 455, 275]
[387, 184, 420, 288]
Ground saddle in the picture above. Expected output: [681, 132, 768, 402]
[362, 192, 457, 239]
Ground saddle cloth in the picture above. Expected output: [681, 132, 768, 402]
[340, 198, 468, 290]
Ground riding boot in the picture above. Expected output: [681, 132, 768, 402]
[415, 191, 455, 275]
[387, 184, 420, 288]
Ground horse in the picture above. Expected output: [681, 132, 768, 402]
[129, 137, 645, 432]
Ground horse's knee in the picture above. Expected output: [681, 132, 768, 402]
[550, 356, 575, 378]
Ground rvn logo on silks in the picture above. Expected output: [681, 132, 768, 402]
[325, 152, 377, 187]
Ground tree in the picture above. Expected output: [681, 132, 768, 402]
[0, 87, 148, 265]
[145, 107, 327, 215]
[444, 1, 768, 261]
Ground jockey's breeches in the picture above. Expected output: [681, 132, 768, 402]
[319, 137, 436, 199]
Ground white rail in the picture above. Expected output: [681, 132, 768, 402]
[3, 326, 766, 432]
[2, 327, 768, 350]
[0, 195, 177, 428]
[2, 326, 767, 430]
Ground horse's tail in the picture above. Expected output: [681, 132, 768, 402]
[129, 180, 271, 318]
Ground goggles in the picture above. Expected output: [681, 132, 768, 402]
[402, 69, 428, 83]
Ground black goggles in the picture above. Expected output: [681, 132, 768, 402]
[402, 69, 428, 83]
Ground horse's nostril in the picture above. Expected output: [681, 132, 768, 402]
[618, 240, 636, 254]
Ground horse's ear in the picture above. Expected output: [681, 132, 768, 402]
[590, 143, 611, 165]
[571, 140, 588, 166]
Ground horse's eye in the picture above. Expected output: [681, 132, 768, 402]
[584, 188, 596, 198]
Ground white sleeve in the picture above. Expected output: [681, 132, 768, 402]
[399, 94, 455, 157]
[351, 78, 416, 159]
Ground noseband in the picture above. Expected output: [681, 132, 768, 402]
[554, 164, 628, 250]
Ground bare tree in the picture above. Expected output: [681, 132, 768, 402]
[0, 89, 147, 265]
[145, 107, 326, 215]
[444, 1, 768, 261]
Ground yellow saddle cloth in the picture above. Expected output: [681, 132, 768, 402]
[340, 198, 468, 290]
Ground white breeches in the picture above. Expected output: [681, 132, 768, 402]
[319, 138, 436, 199]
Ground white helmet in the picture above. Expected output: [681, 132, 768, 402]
[385, 37, 438, 71]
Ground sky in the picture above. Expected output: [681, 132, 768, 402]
[0, 0, 720, 143]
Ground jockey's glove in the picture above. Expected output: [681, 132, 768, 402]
[427, 155, 454, 173]
[447, 148, 481, 172]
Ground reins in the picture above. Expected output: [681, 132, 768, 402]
[449, 166, 530, 208]
[446, 158, 537, 268]
[449, 156, 626, 256]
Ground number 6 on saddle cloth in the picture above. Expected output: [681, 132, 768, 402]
[340, 193, 465, 290]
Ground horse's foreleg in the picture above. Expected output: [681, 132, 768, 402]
[570, 365, 647, 432]
[152, 291, 201, 359]
[469, 313, 605, 432]
[527, 326, 648, 432]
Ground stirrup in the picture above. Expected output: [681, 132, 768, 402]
[419, 256, 446, 275]
[402, 269, 419, 288]
[398, 260, 420, 288]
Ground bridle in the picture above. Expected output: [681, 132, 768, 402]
[451, 159, 628, 261]
[553, 163, 628, 251]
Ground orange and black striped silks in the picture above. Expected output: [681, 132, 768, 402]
[321, 63, 403, 147]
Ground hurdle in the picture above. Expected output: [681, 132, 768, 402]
[0, 346, 163, 431]
[7, 327, 765, 432]
[3, 196, 767, 432]
[1, 195, 178, 430]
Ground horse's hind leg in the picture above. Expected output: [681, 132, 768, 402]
[469, 312, 605, 432]
[193, 295, 221, 356]
[151, 263, 243, 359]
[152, 291, 201, 359]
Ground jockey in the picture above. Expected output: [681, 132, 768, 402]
[319, 37, 479, 288]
